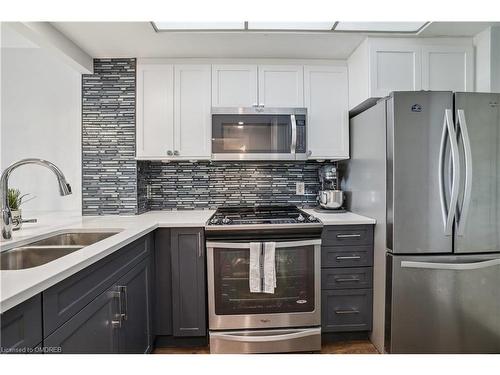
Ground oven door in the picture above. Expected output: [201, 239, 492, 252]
[206, 239, 321, 330]
[211, 110, 306, 160]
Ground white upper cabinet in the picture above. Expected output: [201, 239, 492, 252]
[369, 43, 421, 98]
[212, 65, 258, 107]
[304, 65, 349, 160]
[136, 63, 211, 160]
[136, 64, 174, 158]
[348, 38, 475, 110]
[174, 65, 211, 159]
[421, 45, 474, 91]
[212, 64, 303, 108]
[258, 65, 304, 107]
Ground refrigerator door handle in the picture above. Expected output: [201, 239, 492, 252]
[401, 258, 500, 271]
[438, 109, 460, 235]
[456, 109, 473, 236]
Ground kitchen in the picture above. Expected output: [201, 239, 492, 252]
[1, 1, 500, 373]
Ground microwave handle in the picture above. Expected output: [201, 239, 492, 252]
[290, 114, 297, 154]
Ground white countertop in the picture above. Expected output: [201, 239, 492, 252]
[0, 208, 375, 313]
[0, 210, 215, 313]
[303, 208, 376, 225]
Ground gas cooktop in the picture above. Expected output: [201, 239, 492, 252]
[207, 205, 321, 226]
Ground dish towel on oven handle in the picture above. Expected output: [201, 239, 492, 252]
[263, 242, 277, 294]
[249, 242, 262, 293]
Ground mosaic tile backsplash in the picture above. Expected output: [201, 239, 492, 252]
[82, 58, 140, 215]
[138, 160, 336, 210]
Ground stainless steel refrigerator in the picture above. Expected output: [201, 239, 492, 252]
[343, 91, 500, 354]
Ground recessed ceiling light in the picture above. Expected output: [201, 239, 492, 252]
[334, 22, 428, 33]
[247, 22, 336, 31]
[152, 21, 245, 31]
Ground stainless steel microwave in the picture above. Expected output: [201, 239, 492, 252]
[211, 107, 308, 160]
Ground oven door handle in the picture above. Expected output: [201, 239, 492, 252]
[210, 328, 320, 343]
[206, 239, 321, 249]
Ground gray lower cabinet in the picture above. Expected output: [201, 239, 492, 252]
[321, 224, 374, 333]
[170, 228, 206, 337]
[0, 294, 42, 353]
[153, 229, 172, 336]
[116, 258, 153, 353]
[44, 238, 153, 353]
[321, 289, 373, 332]
[44, 287, 119, 353]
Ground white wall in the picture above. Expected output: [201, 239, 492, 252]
[473, 26, 500, 93]
[473, 27, 491, 92]
[491, 27, 500, 92]
[1, 29, 82, 213]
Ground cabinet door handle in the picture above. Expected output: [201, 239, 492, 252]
[111, 290, 123, 328]
[174, 150, 180, 156]
[198, 232, 203, 257]
[335, 309, 360, 315]
[336, 234, 361, 238]
[336, 256, 361, 260]
[334, 277, 361, 282]
[167, 150, 173, 156]
[117, 285, 128, 321]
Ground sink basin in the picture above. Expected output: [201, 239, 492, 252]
[28, 231, 119, 247]
[0, 231, 120, 270]
[1, 246, 83, 270]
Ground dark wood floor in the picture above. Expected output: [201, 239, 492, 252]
[153, 339, 379, 354]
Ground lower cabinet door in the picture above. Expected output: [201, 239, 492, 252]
[117, 258, 153, 353]
[171, 228, 206, 337]
[321, 289, 373, 332]
[0, 295, 42, 354]
[44, 288, 119, 353]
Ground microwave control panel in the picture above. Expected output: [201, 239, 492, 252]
[295, 115, 306, 153]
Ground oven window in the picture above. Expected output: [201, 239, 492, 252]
[213, 245, 315, 315]
[212, 114, 292, 153]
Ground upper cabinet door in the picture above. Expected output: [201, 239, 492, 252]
[174, 65, 212, 159]
[258, 65, 304, 107]
[421, 45, 474, 91]
[136, 64, 174, 158]
[212, 65, 258, 107]
[304, 65, 349, 160]
[369, 44, 422, 98]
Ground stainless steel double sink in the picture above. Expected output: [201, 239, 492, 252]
[0, 231, 120, 270]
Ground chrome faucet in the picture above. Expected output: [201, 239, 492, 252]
[1, 158, 72, 240]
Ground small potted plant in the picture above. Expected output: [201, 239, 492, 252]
[8, 188, 30, 230]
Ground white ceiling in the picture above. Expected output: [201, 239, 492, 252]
[51, 21, 499, 59]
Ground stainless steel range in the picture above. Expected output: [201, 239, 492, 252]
[205, 206, 322, 354]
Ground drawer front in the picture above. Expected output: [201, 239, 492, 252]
[321, 289, 373, 332]
[321, 267, 373, 290]
[43, 235, 151, 337]
[1, 294, 42, 352]
[322, 225, 374, 246]
[321, 246, 373, 268]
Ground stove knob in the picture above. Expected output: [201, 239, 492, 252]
[308, 215, 317, 222]
[297, 214, 305, 222]
[210, 217, 220, 225]
[222, 216, 232, 225]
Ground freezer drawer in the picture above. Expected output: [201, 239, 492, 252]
[386, 253, 500, 353]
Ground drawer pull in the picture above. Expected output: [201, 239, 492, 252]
[335, 309, 360, 315]
[336, 234, 362, 238]
[334, 277, 360, 282]
[336, 256, 361, 260]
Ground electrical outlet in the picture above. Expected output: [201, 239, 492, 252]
[296, 182, 305, 195]
[146, 184, 152, 199]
